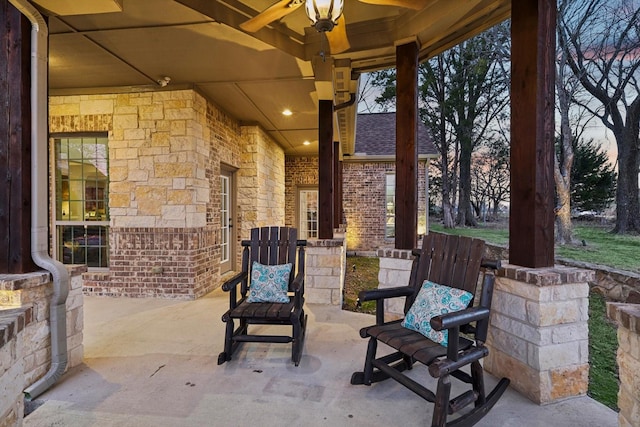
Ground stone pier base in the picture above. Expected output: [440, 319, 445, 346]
[485, 264, 594, 404]
[377, 248, 414, 320]
[0, 266, 85, 425]
[305, 238, 345, 305]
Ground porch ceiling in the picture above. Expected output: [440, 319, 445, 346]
[40, 0, 510, 156]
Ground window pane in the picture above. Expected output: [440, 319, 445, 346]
[299, 190, 318, 239]
[58, 225, 109, 268]
[385, 174, 395, 238]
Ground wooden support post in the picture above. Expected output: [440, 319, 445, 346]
[0, 3, 36, 273]
[509, 0, 556, 267]
[318, 100, 334, 239]
[395, 41, 419, 250]
[333, 140, 342, 228]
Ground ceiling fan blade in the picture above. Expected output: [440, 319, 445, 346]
[240, 0, 303, 33]
[358, 0, 431, 10]
[326, 15, 350, 54]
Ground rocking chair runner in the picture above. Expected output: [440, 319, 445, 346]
[218, 226, 307, 366]
[351, 233, 510, 427]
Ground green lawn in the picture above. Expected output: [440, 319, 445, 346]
[430, 222, 640, 272]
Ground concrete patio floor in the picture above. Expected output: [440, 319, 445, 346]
[24, 288, 617, 427]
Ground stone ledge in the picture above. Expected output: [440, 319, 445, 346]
[498, 264, 595, 287]
[376, 248, 415, 259]
[0, 265, 87, 291]
[0, 306, 33, 349]
[0, 272, 49, 291]
[306, 238, 344, 248]
[608, 302, 640, 333]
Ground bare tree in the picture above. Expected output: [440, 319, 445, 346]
[471, 138, 510, 221]
[442, 23, 511, 227]
[558, 0, 640, 234]
[365, 23, 510, 229]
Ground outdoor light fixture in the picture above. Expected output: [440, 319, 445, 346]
[282, 108, 293, 116]
[305, 0, 343, 32]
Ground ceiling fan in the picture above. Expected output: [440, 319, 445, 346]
[239, 0, 430, 54]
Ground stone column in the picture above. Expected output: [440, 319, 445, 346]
[607, 303, 640, 427]
[484, 264, 593, 404]
[304, 238, 345, 305]
[377, 248, 414, 320]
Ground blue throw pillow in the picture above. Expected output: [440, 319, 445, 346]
[247, 261, 292, 303]
[401, 281, 473, 347]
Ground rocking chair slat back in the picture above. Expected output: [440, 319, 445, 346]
[248, 227, 299, 291]
[406, 233, 486, 313]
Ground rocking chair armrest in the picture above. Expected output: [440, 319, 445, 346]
[358, 286, 415, 302]
[430, 306, 490, 331]
[221, 271, 248, 292]
[291, 272, 304, 292]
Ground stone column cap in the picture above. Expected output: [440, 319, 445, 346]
[607, 302, 640, 333]
[497, 263, 595, 287]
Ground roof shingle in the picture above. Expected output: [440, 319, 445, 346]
[354, 112, 438, 157]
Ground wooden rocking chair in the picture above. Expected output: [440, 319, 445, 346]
[351, 233, 509, 427]
[218, 226, 307, 366]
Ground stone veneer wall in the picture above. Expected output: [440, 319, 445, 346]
[241, 126, 285, 231]
[0, 307, 31, 427]
[50, 90, 283, 298]
[0, 267, 85, 425]
[284, 157, 428, 251]
[607, 303, 640, 427]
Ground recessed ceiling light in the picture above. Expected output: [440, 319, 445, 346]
[303, 141, 311, 146]
[282, 109, 293, 116]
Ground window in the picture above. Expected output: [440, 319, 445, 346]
[299, 189, 318, 239]
[221, 174, 230, 265]
[54, 136, 109, 268]
[385, 174, 395, 238]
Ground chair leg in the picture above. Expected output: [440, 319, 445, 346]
[292, 312, 305, 366]
[432, 375, 452, 427]
[362, 337, 378, 385]
[471, 360, 486, 407]
[218, 318, 235, 365]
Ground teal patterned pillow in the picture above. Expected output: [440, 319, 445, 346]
[401, 281, 473, 347]
[247, 261, 292, 303]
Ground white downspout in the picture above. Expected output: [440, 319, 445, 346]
[8, 0, 70, 400]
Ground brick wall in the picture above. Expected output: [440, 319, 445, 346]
[342, 160, 428, 251]
[50, 89, 280, 298]
[285, 157, 428, 251]
[285, 156, 318, 228]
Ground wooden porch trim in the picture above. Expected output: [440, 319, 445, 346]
[333, 140, 342, 227]
[318, 99, 334, 239]
[0, 3, 36, 273]
[509, 0, 556, 267]
[395, 41, 419, 250]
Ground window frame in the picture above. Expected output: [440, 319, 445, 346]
[52, 133, 110, 270]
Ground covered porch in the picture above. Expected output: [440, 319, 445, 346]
[1, 0, 627, 425]
[22, 290, 616, 426]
